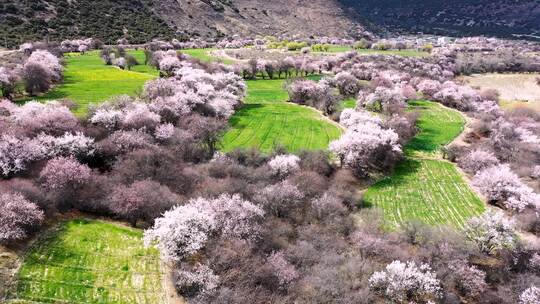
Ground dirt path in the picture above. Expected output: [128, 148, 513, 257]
[162, 263, 186, 304]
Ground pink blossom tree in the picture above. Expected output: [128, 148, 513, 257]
[0, 66, 18, 98]
[466, 210, 517, 255]
[311, 192, 347, 219]
[155, 123, 175, 140]
[334, 71, 361, 97]
[369, 260, 441, 303]
[10, 101, 79, 136]
[520, 286, 540, 304]
[267, 251, 299, 288]
[145, 194, 263, 262]
[159, 55, 182, 77]
[0, 135, 44, 176]
[331, 111, 402, 176]
[108, 179, 179, 226]
[0, 192, 44, 244]
[40, 157, 91, 190]
[473, 164, 539, 212]
[174, 263, 219, 297]
[358, 86, 407, 114]
[255, 181, 304, 217]
[144, 203, 216, 262]
[458, 149, 500, 174]
[449, 262, 487, 299]
[268, 154, 301, 177]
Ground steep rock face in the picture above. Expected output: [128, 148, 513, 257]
[340, 0, 540, 39]
[148, 0, 369, 38]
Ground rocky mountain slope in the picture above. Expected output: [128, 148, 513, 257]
[0, 0, 538, 48]
[340, 0, 540, 39]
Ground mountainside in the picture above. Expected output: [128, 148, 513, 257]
[340, 0, 540, 39]
[1, 0, 539, 48]
[151, 0, 368, 39]
[0, 0, 368, 48]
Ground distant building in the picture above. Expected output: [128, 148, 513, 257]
[437, 37, 450, 45]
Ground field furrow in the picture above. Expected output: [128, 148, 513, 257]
[363, 101, 485, 228]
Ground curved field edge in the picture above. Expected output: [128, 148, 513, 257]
[6, 219, 166, 304]
[17, 51, 158, 116]
[220, 78, 343, 153]
[363, 100, 485, 228]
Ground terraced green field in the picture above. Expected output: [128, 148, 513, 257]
[7, 219, 166, 304]
[221, 78, 343, 153]
[184, 46, 342, 153]
[404, 100, 465, 157]
[24, 51, 158, 116]
[363, 100, 485, 228]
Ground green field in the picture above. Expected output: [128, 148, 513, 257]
[221, 78, 343, 153]
[8, 219, 166, 304]
[310, 45, 430, 57]
[23, 51, 158, 116]
[363, 100, 485, 228]
[342, 98, 357, 109]
[404, 100, 465, 157]
[181, 48, 234, 65]
[357, 49, 430, 57]
[183, 48, 342, 153]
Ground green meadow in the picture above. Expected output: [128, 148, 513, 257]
[363, 100, 485, 228]
[21, 50, 157, 116]
[8, 219, 166, 303]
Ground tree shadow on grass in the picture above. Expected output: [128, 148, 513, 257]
[361, 158, 423, 208]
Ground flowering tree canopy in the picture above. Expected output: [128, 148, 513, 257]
[268, 154, 301, 177]
[369, 260, 441, 303]
[40, 157, 91, 190]
[473, 164, 539, 212]
[466, 210, 517, 254]
[520, 286, 540, 304]
[0, 192, 44, 244]
[144, 194, 263, 262]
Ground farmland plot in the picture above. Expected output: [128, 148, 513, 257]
[221, 78, 343, 153]
[364, 159, 485, 228]
[19, 51, 158, 116]
[7, 219, 166, 304]
[364, 100, 485, 228]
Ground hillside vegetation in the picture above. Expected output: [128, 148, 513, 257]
[0, 0, 175, 48]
